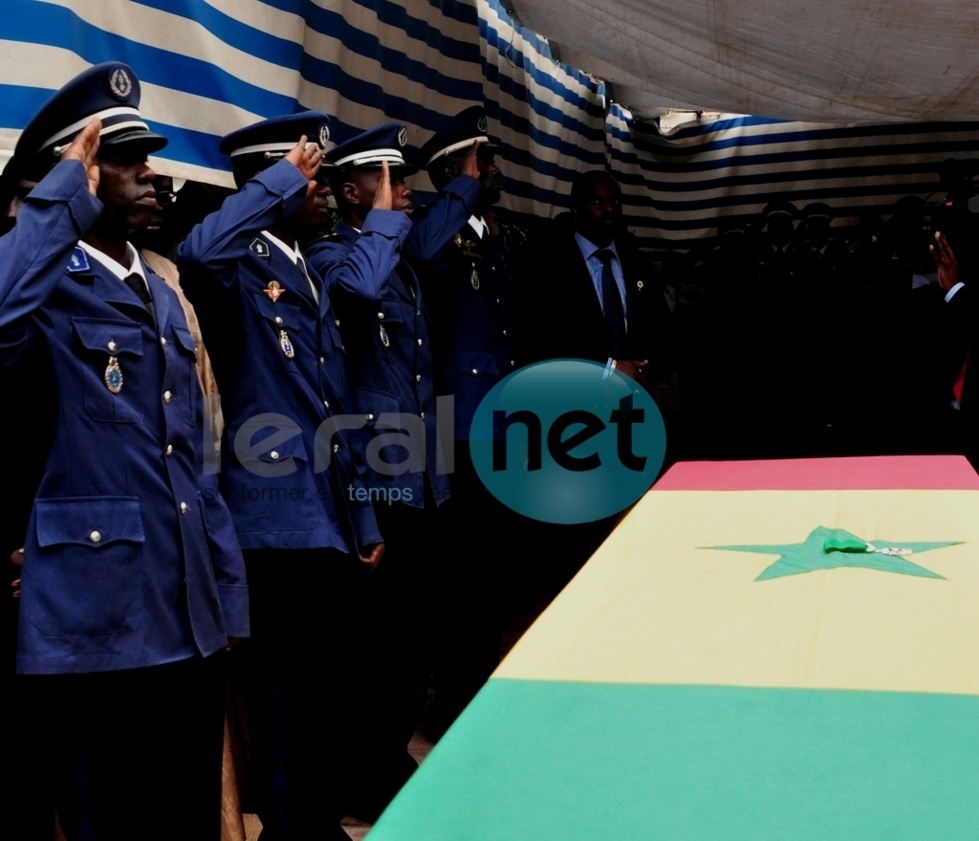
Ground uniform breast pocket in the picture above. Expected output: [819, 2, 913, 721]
[352, 388, 419, 477]
[27, 496, 145, 637]
[71, 318, 145, 424]
[445, 350, 503, 381]
[374, 305, 410, 356]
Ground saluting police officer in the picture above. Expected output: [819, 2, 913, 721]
[305, 121, 485, 820]
[416, 106, 516, 442]
[414, 106, 518, 737]
[1, 62, 248, 840]
[177, 112, 383, 841]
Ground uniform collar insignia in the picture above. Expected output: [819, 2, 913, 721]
[67, 247, 91, 273]
[250, 237, 271, 258]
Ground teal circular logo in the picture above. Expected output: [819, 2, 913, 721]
[469, 359, 667, 524]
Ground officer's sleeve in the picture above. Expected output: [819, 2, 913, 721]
[350, 497, 384, 556]
[306, 211, 411, 302]
[199, 470, 250, 638]
[177, 159, 309, 282]
[404, 174, 485, 264]
[316, 422, 385, 554]
[0, 161, 102, 359]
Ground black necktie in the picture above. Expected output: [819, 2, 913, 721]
[595, 249, 627, 358]
[124, 273, 156, 327]
[296, 257, 319, 305]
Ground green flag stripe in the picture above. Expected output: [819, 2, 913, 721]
[371, 679, 979, 840]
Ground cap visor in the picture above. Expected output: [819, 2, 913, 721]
[100, 129, 169, 154]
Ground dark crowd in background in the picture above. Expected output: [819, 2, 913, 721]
[145, 156, 979, 471]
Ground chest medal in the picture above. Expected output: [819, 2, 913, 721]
[471, 267, 480, 290]
[264, 281, 286, 302]
[279, 329, 295, 359]
[455, 232, 480, 259]
[104, 356, 123, 394]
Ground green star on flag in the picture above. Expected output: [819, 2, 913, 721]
[703, 526, 960, 581]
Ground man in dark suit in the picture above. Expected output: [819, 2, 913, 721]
[519, 170, 674, 592]
[523, 170, 672, 386]
[930, 228, 979, 466]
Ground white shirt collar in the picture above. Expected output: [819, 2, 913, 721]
[261, 230, 318, 304]
[574, 231, 619, 263]
[79, 240, 145, 283]
[262, 229, 301, 265]
[468, 215, 487, 239]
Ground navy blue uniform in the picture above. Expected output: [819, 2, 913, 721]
[2, 161, 248, 675]
[304, 173, 482, 819]
[178, 159, 380, 553]
[2, 158, 247, 841]
[178, 156, 382, 838]
[415, 214, 515, 441]
[306, 174, 483, 502]
[409, 210, 521, 737]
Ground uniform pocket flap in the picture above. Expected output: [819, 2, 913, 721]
[352, 388, 401, 428]
[71, 319, 144, 357]
[249, 290, 303, 330]
[445, 351, 501, 378]
[232, 417, 309, 465]
[35, 497, 145, 548]
[374, 306, 406, 325]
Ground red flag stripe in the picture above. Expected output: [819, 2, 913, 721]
[653, 455, 979, 491]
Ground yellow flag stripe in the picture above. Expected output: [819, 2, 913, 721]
[496, 489, 979, 695]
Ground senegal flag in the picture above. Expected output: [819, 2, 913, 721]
[369, 456, 979, 840]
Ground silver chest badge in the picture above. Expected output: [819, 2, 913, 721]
[279, 329, 295, 359]
[104, 356, 123, 393]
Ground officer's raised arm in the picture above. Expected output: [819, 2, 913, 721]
[284, 133, 323, 182]
[61, 116, 102, 195]
[405, 109, 491, 264]
[305, 124, 414, 303]
[0, 117, 105, 355]
[177, 131, 316, 277]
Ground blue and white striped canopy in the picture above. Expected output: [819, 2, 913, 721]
[2, 0, 978, 248]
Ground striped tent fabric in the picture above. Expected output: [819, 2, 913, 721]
[476, 0, 606, 220]
[367, 455, 979, 839]
[2, 0, 979, 246]
[607, 114, 979, 250]
[0, 0, 488, 188]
